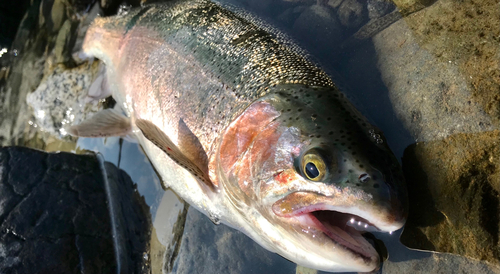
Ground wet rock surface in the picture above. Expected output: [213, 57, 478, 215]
[401, 131, 500, 265]
[373, 19, 496, 142]
[150, 190, 189, 273]
[0, 146, 151, 274]
[391, 0, 436, 16]
[292, 4, 343, 53]
[0, 0, 72, 147]
[369, 0, 500, 267]
[0, 0, 110, 149]
[27, 63, 103, 139]
[382, 252, 500, 274]
[398, 0, 500, 125]
[172, 207, 296, 274]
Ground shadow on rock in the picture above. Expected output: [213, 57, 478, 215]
[400, 130, 500, 266]
[401, 142, 445, 251]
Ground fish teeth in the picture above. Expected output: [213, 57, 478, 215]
[347, 218, 375, 232]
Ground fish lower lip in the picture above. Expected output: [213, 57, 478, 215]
[310, 211, 378, 259]
[289, 210, 379, 260]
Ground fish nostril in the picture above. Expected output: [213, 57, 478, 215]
[358, 173, 370, 183]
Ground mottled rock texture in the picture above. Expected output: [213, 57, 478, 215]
[400, 0, 500, 125]
[383, 252, 500, 274]
[373, 19, 495, 142]
[401, 131, 500, 265]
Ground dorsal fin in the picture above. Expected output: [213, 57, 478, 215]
[135, 119, 215, 192]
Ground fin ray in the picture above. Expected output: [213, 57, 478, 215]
[69, 109, 131, 137]
[135, 119, 215, 192]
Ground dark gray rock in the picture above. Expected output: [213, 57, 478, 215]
[172, 207, 297, 274]
[382, 252, 500, 274]
[337, 0, 367, 30]
[367, 0, 394, 19]
[103, 161, 152, 274]
[0, 146, 150, 274]
[276, 6, 307, 27]
[292, 4, 343, 54]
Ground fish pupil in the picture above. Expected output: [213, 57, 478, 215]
[305, 162, 320, 179]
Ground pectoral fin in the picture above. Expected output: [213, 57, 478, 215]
[68, 109, 131, 137]
[135, 119, 215, 192]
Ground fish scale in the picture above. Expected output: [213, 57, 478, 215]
[74, 0, 408, 272]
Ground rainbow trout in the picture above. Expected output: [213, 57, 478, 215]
[70, 0, 407, 272]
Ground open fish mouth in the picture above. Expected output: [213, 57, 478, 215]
[292, 209, 379, 260]
[271, 193, 397, 262]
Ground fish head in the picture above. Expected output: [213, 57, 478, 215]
[217, 84, 407, 272]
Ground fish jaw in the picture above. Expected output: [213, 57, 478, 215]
[234, 204, 381, 273]
[216, 88, 407, 272]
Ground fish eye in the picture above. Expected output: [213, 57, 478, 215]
[302, 151, 327, 181]
[305, 162, 320, 178]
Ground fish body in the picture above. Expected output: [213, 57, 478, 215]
[75, 0, 408, 272]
